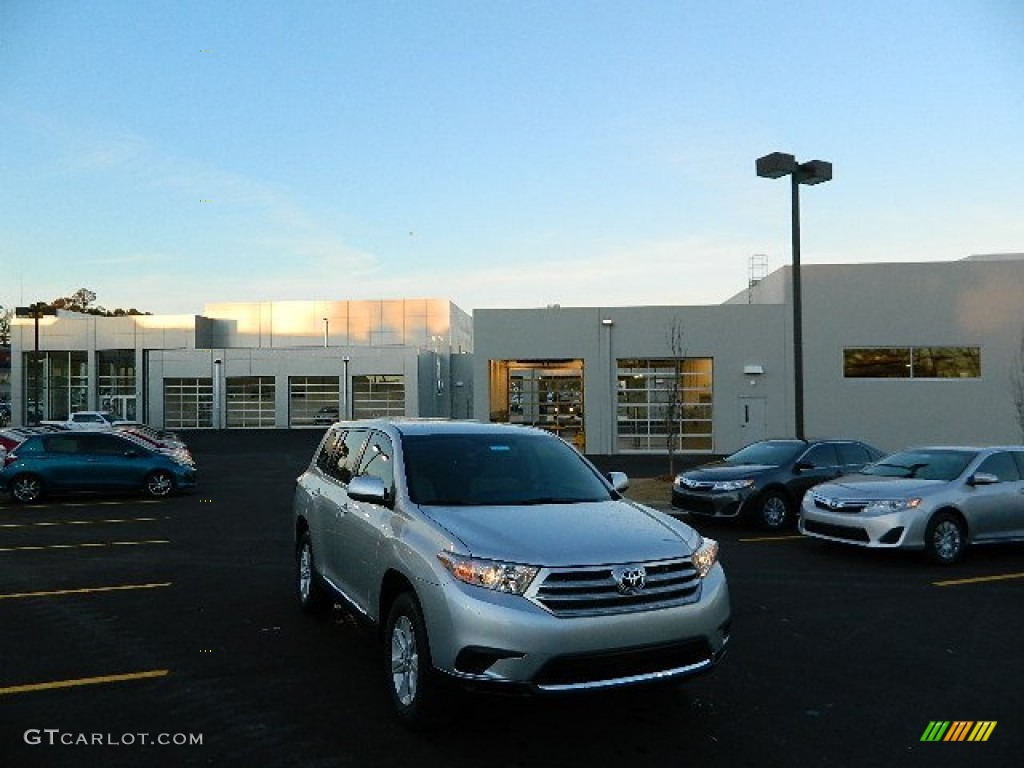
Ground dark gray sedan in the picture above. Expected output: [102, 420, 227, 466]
[671, 438, 884, 531]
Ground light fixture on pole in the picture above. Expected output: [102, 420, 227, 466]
[756, 152, 832, 440]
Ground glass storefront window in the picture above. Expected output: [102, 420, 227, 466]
[352, 374, 405, 418]
[164, 378, 213, 429]
[488, 359, 584, 446]
[616, 358, 713, 453]
[226, 376, 276, 427]
[844, 347, 980, 379]
[98, 349, 137, 420]
[289, 376, 340, 427]
[22, 351, 88, 422]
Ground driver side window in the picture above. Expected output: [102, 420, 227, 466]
[976, 452, 1021, 482]
[358, 431, 395, 502]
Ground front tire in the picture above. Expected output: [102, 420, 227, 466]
[11, 474, 43, 503]
[296, 531, 328, 614]
[925, 512, 966, 565]
[385, 592, 440, 728]
[755, 490, 792, 530]
[144, 470, 174, 498]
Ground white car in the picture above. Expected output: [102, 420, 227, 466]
[799, 446, 1024, 564]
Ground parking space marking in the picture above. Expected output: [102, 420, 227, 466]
[738, 534, 805, 543]
[0, 500, 163, 509]
[0, 582, 172, 601]
[0, 540, 170, 552]
[0, 670, 170, 696]
[0, 516, 163, 529]
[933, 572, 1024, 587]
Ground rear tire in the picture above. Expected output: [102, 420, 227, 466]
[924, 512, 965, 565]
[11, 474, 43, 503]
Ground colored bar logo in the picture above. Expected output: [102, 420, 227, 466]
[920, 721, 997, 742]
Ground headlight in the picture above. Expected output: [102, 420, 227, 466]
[437, 553, 539, 595]
[691, 537, 719, 579]
[863, 498, 922, 515]
[712, 478, 755, 492]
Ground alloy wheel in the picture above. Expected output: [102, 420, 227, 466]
[390, 615, 419, 707]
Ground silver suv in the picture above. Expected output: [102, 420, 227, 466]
[292, 420, 731, 726]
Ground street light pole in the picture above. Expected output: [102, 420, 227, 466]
[756, 152, 832, 440]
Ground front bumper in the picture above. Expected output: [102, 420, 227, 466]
[798, 502, 927, 549]
[671, 487, 752, 519]
[418, 563, 731, 694]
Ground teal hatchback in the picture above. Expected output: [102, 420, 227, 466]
[0, 431, 197, 503]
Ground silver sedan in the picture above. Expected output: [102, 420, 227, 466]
[799, 446, 1024, 564]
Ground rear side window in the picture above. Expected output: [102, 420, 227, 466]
[43, 435, 82, 454]
[837, 443, 871, 467]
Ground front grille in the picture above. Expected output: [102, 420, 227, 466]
[531, 559, 701, 617]
[534, 638, 713, 688]
[803, 519, 870, 542]
[811, 492, 868, 513]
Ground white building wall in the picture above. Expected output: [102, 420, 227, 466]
[799, 260, 1024, 451]
[474, 304, 790, 454]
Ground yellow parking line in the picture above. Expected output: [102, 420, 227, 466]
[739, 534, 805, 543]
[0, 582, 172, 600]
[0, 540, 170, 552]
[0, 670, 170, 696]
[933, 572, 1024, 587]
[0, 517, 161, 529]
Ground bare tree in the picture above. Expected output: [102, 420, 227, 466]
[665, 316, 687, 478]
[1011, 324, 1024, 441]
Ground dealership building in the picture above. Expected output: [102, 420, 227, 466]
[8, 255, 1024, 455]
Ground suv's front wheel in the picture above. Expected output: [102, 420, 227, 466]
[296, 531, 328, 614]
[385, 592, 440, 728]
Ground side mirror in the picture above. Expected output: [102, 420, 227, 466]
[793, 461, 815, 472]
[607, 471, 630, 493]
[967, 472, 999, 487]
[348, 475, 388, 503]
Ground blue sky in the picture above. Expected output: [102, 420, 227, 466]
[2, 0, 1022, 315]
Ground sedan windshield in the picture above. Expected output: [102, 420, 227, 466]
[862, 449, 976, 481]
[726, 440, 805, 467]
[402, 432, 615, 506]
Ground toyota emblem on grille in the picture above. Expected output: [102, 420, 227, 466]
[614, 565, 647, 595]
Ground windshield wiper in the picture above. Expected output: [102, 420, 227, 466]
[520, 497, 593, 505]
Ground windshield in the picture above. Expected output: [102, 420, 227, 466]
[402, 431, 615, 506]
[862, 449, 976, 481]
[726, 440, 805, 467]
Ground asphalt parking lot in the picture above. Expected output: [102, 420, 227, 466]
[1, 430, 1021, 768]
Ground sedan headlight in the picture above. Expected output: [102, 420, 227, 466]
[711, 478, 755, 492]
[863, 498, 922, 515]
[437, 553, 539, 595]
[691, 537, 719, 579]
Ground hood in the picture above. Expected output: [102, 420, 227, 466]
[814, 474, 945, 498]
[684, 462, 775, 480]
[423, 499, 696, 567]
